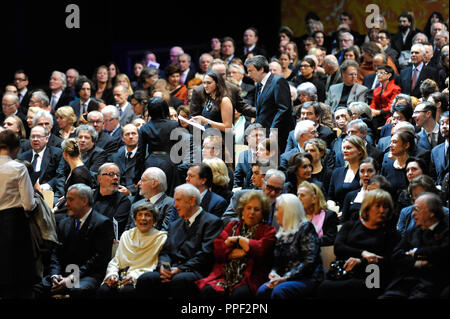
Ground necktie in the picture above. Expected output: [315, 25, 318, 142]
[51, 95, 57, 110]
[256, 83, 263, 103]
[126, 151, 132, 160]
[75, 219, 81, 234]
[184, 220, 190, 231]
[31, 153, 39, 171]
[411, 68, 418, 92]
[428, 133, 436, 148]
[119, 108, 123, 117]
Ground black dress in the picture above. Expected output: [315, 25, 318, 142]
[202, 98, 222, 125]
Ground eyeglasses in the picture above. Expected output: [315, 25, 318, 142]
[102, 172, 121, 178]
[265, 184, 283, 193]
[88, 120, 103, 124]
[413, 110, 426, 115]
[30, 135, 47, 140]
[14, 78, 26, 82]
[300, 64, 311, 68]
[376, 71, 388, 75]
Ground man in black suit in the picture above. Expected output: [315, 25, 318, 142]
[190, 60, 256, 119]
[391, 12, 417, 53]
[238, 27, 267, 61]
[400, 43, 439, 98]
[47, 71, 74, 113]
[110, 123, 139, 197]
[227, 63, 256, 106]
[126, 167, 175, 232]
[20, 110, 63, 153]
[14, 69, 32, 115]
[35, 184, 114, 298]
[379, 193, 449, 299]
[0, 92, 27, 126]
[298, 101, 336, 148]
[69, 76, 94, 120]
[86, 111, 119, 158]
[178, 53, 196, 86]
[244, 55, 294, 155]
[17, 125, 62, 191]
[377, 30, 399, 66]
[101, 105, 123, 144]
[135, 183, 222, 299]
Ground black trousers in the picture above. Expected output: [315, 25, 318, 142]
[136, 271, 201, 299]
[96, 283, 137, 299]
[199, 284, 253, 300]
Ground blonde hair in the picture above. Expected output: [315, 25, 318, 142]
[116, 73, 134, 95]
[276, 193, 307, 236]
[298, 181, 327, 214]
[342, 135, 368, 162]
[61, 138, 80, 158]
[360, 189, 393, 222]
[55, 106, 77, 125]
[203, 157, 230, 187]
[236, 190, 271, 222]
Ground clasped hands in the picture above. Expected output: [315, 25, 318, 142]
[51, 274, 74, 292]
[105, 274, 134, 288]
[264, 272, 287, 289]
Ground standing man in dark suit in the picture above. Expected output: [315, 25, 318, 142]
[14, 69, 32, 115]
[391, 12, 417, 53]
[36, 184, 114, 298]
[136, 183, 222, 299]
[244, 55, 294, 155]
[400, 44, 439, 98]
[238, 27, 267, 61]
[47, 71, 73, 113]
[17, 125, 62, 191]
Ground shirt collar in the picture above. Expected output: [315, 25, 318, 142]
[78, 208, 92, 228]
[32, 146, 46, 158]
[260, 72, 271, 87]
[429, 221, 439, 231]
[187, 207, 202, 226]
[125, 146, 138, 158]
[149, 192, 164, 204]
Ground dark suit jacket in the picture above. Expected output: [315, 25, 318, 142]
[158, 209, 223, 277]
[391, 29, 417, 53]
[431, 142, 448, 185]
[110, 146, 138, 195]
[321, 210, 339, 247]
[190, 81, 256, 118]
[19, 133, 64, 153]
[18, 88, 32, 114]
[255, 73, 294, 152]
[200, 190, 227, 218]
[17, 145, 62, 188]
[237, 45, 267, 61]
[416, 127, 445, 151]
[97, 130, 119, 158]
[48, 88, 74, 113]
[240, 82, 256, 106]
[126, 194, 175, 232]
[233, 149, 254, 189]
[181, 67, 197, 85]
[399, 64, 439, 98]
[317, 124, 337, 149]
[49, 210, 114, 282]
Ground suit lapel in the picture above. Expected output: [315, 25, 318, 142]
[39, 147, 51, 178]
[258, 73, 274, 106]
[201, 190, 211, 211]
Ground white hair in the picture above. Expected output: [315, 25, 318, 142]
[294, 119, 315, 141]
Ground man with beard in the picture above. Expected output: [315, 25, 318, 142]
[392, 12, 418, 53]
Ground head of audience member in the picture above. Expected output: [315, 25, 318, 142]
[97, 163, 121, 195]
[413, 192, 445, 230]
[176, 105, 190, 129]
[357, 157, 379, 190]
[26, 106, 41, 130]
[360, 189, 394, 228]
[434, 30, 449, 50]
[269, 60, 282, 75]
[279, 26, 294, 43]
[323, 55, 340, 75]
[29, 90, 50, 110]
[66, 68, 79, 88]
[138, 167, 168, 200]
[140, 67, 159, 89]
[245, 123, 265, 153]
[342, 135, 367, 165]
[55, 106, 77, 133]
[303, 137, 327, 167]
[346, 118, 369, 141]
[366, 175, 393, 194]
[199, 53, 213, 74]
[398, 12, 413, 33]
[122, 124, 139, 151]
[412, 101, 436, 128]
[2, 93, 19, 118]
[340, 60, 360, 86]
[405, 157, 428, 182]
[440, 111, 449, 139]
[299, 57, 316, 79]
[428, 92, 449, 114]
[113, 85, 129, 108]
[339, 32, 354, 50]
[297, 181, 327, 217]
[275, 193, 307, 234]
[262, 169, 286, 203]
[174, 183, 201, 220]
[287, 152, 313, 186]
[65, 184, 93, 219]
[221, 37, 235, 60]
[294, 120, 318, 149]
[361, 42, 382, 64]
[299, 101, 321, 125]
[422, 42, 434, 64]
[132, 201, 160, 234]
[390, 130, 416, 157]
[256, 138, 278, 167]
[203, 157, 230, 190]
[236, 190, 271, 228]
[243, 27, 259, 49]
[133, 61, 145, 79]
[165, 63, 182, 88]
[33, 110, 54, 134]
[144, 51, 157, 65]
[14, 70, 29, 92]
[348, 101, 373, 121]
[178, 53, 192, 74]
[410, 44, 426, 67]
[186, 163, 212, 194]
[132, 118, 146, 130]
[87, 111, 104, 133]
[147, 97, 170, 120]
[101, 105, 120, 133]
[29, 125, 49, 153]
[334, 107, 352, 132]
[116, 74, 133, 96]
[49, 71, 66, 94]
[107, 62, 120, 82]
[61, 138, 81, 162]
[3, 115, 26, 139]
[202, 134, 222, 160]
[169, 46, 184, 65]
[312, 30, 326, 47]
[209, 59, 227, 81]
[419, 79, 439, 100]
[343, 46, 361, 62]
[4, 84, 18, 95]
[0, 129, 20, 158]
[130, 90, 149, 118]
[376, 64, 395, 86]
[227, 63, 245, 84]
[248, 162, 265, 190]
[202, 69, 228, 103]
[75, 124, 97, 154]
[295, 83, 317, 108]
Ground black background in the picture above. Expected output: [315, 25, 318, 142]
[1, 0, 281, 88]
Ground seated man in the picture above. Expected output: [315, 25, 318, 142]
[380, 193, 449, 299]
[135, 183, 222, 299]
[93, 163, 131, 239]
[34, 184, 114, 299]
[86, 111, 118, 158]
[126, 167, 174, 232]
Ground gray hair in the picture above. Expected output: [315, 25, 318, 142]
[179, 53, 191, 63]
[348, 101, 372, 120]
[323, 55, 339, 68]
[391, 93, 412, 110]
[87, 110, 104, 121]
[393, 121, 416, 135]
[411, 43, 426, 55]
[310, 20, 324, 32]
[416, 192, 445, 221]
[264, 169, 286, 184]
[76, 124, 98, 143]
[347, 118, 368, 134]
[228, 63, 245, 74]
[67, 183, 94, 207]
[143, 167, 167, 193]
[33, 110, 54, 127]
[244, 55, 269, 73]
[30, 125, 49, 137]
[98, 162, 119, 175]
[339, 32, 354, 42]
[294, 119, 315, 141]
[132, 201, 160, 223]
[437, 30, 449, 39]
[3, 92, 19, 105]
[340, 59, 360, 73]
[174, 183, 201, 206]
[412, 32, 429, 44]
[373, 53, 388, 64]
[114, 85, 129, 94]
[289, 84, 298, 101]
[296, 82, 317, 100]
[199, 53, 213, 64]
[32, 90, 50, 106]
[101, 105, 120, 119]
[52, 71, 67, 90]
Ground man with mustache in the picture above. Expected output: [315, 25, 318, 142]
[92, 163, 131, 239]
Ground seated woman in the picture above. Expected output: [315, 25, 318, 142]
[115, 73, 134, 97]
[165, 64, 188, 104]
[97, 202, 167, 299]
[256, 138, 278, 171]
[341, 157, 379, 223]
[303, 138, 333, 193]
[297, 181, 338, 246]
[317, 189, 401, 299]
[284, 152, 324, 195]
[369, 65, 401, 129]
[396, 157, 428, 209]
[203, 157, 233, 204]
[55, 106, 77, 140]
[256, 194, 324, 299]
[328, 135, 367, 208]
[130, 90, 150, 122]
[196, 190, 276, 299]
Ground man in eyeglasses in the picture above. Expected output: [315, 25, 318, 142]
[92, 162, 131, 239]
[13, 69, 32, 114]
